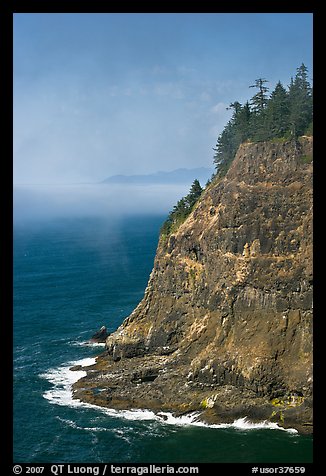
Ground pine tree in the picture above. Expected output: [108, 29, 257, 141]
[211, 64, 312, 173]
[213, 101, 252, 175]
[249, 78, 269, 113]
[160, 180, 203, 236]
[265, 81, 290, 139]
[288, 63, 313, 137]
[213, 120, 236, 175]
[234, 101, 252, 142]
[249, 78, 270, 141]
[186, 179, 203, 209]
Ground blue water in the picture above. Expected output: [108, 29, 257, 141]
[13, 215, 313, 463]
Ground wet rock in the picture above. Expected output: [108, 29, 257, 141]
[90, 326, 109, 343]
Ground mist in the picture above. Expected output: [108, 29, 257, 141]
[13, 183, 193, 225]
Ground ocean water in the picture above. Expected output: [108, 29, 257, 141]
[13, 215, 313, 463]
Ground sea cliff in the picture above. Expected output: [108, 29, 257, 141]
[73, 137, 313, 434]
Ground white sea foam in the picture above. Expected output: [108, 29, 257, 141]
[40, 359, 298, 434]
[155, 413, 297, 433]
[70, 340, 106, 348]
[56, 416, 111, 433]
[220, 417, 298, 434]
[40, 357, 96, 407]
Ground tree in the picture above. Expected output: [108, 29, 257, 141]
[233, 101, 252, 142]
[186, 179, 203, 209]
[213, 120, 237, 175]
[213, 101, 252, 175]
[211, 64, 312, 173]
[160, 180, 203, 236]
[249, 78, 269, 113]
[288, 64, 313, 137]
[249, 78, 270, 141]
[265, 81, 290, 138]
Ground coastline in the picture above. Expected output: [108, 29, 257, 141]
[40, 354, 303, 434]
[67, 139, 314, 439]
[70, 139, 313, 438]
[71, 354, 312, 436]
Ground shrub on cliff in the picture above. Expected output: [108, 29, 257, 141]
[161, 179, 203, 237]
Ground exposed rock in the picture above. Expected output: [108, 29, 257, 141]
[90, 326, 109, 343]
[73, 137, 313, 434]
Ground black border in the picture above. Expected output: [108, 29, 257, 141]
[4, 2, 319, 471]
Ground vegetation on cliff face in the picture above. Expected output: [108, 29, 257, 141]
[160, 179, 203, 237]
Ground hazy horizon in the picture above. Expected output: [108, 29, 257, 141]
[13, 182, 197, 224]
[14, 165, 213, 186]
[14, 13, 313, 187]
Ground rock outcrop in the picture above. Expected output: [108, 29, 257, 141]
[90, 326, 109, 344]
[73, 137, 313, 433]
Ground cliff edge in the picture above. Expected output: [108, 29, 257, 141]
[73, 137, 313, 433]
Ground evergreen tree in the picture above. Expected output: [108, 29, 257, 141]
[249, 78, 270, 141]
[265, 81, 290, 138]
[249, 78, 269, 113]
[160, 180, 203, 236]
[234, 101, 252, 142]
[213, 120, 237, 175]
[186, 179, 203, 209]
[213, 101, 252, 175]
[163, 64, 313, 237]
[288, 63, 313, 137]
[212, 64, 312, 174]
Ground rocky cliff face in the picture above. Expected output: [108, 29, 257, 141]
[73, 137, 313, 433]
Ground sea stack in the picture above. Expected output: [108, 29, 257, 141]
[73, 137, 313, 434]
[90, 326, 109, 344]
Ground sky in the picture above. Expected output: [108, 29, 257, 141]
[13, 13, 313, 186]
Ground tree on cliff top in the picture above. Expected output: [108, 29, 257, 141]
[265, 81, 290, 139]
[161, 64, 312, 238]
[213, 63, 313, 176]
[288, 63, 313, 137]
[249, 78, 269, 113]
[213, 101, 252, 177]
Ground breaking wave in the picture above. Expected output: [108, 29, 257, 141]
[39, 359, 298, 434]
[69, 340, 106, 348]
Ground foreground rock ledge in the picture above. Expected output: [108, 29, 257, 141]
[73, 138, 313, 435]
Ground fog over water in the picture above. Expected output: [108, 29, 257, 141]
[13, 183, 193, 224]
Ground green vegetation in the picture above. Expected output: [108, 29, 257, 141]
[160, 179, 203, 237]
[160, 63, 312, 238]
[270, 394, 305, 424]
[213, 63, 313, 176]
[299, 155, 313, 164]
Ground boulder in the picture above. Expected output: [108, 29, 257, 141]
[90, 326, 109, 343]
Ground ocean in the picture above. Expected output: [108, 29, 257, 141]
[13, 214, 313, 463]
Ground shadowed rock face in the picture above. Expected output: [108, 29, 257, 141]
[90, 326, 109, 343]
[73, 137, 313, 434]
